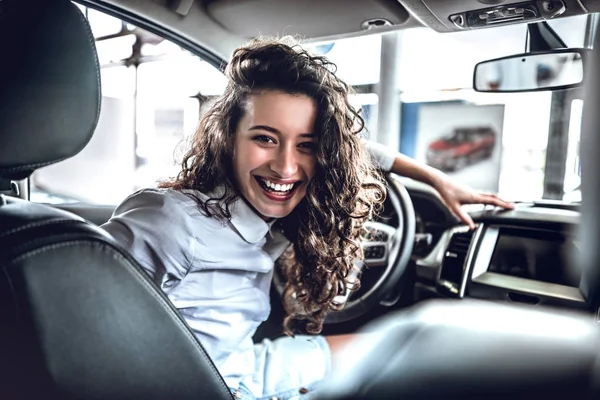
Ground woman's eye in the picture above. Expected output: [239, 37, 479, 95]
[253, 135, 276, 144]
[298, 142, 317, 152]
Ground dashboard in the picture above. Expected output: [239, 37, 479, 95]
[389, 177, 588, 313]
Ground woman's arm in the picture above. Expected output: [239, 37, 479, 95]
[364, 140, 513, 229]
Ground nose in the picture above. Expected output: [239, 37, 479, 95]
[270, 144, 298, 178]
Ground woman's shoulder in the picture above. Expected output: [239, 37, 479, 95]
[102, 188, 214, 276]
[104, 187, 217, 246]
[106, 188, 219, 233]
[115, 188, 204, 214]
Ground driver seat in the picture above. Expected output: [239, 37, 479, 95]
[0, 0, 232, 398]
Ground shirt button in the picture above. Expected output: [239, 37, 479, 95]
[269, 397, 279, 400]
[299, 387, 309, 394]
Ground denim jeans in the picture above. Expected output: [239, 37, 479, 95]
[229, 335, 331, 400]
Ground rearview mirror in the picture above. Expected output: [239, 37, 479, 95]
[473, 49, 585, 93]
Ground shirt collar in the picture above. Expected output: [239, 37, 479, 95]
[203, 185, 278, 244]
[229, 196, 272, 244]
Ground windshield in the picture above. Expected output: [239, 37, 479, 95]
[393, 14, 590, 203]
[28, 9, 592, 205]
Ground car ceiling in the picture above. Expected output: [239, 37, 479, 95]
[80, 0, 594, 61]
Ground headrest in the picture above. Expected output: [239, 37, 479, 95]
[0, 0, 101, 180]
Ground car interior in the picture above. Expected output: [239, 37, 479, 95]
[2, 0, 600, 399]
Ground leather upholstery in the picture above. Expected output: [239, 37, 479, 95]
[317, 300, 600, 400]
[0, 0, 100, 180]
[0, 197, 233, 399]
[0, 0, 233, 398]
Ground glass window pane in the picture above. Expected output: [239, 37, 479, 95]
[307, 35, 381, 86]
[87, 9, 122, 38]
[136, 55, 225, 188]
[398, 24, 527, 93]
[141, 40, 183, 57]
[547, 15, 589, 47]
[101, 66, 136, 98]
[95, 35, 136, 65]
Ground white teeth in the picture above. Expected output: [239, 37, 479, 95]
[262, 179, 295, 192]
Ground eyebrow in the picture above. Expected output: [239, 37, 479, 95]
[249, 125, 314, 138]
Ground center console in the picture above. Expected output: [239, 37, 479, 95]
[469, 225, 583, 306]
[415, 206, 586, 310]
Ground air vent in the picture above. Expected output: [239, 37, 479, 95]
[447, 231, 473, 255]
[438, 230, 475, 296]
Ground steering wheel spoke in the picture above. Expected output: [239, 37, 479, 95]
[362, 221, 397, 267]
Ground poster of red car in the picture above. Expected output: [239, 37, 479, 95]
[415, 103, 505, 193]
[426, 126, 496, 172]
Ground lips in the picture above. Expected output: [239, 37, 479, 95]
[255, 176, 301, 201]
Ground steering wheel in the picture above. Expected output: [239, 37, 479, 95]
[273, 174, 416, 323]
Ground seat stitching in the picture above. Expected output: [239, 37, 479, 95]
[0, 219, 83, 239]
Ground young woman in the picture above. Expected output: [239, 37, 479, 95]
[101, 37, 511, 400]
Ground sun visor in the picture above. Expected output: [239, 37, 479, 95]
[204, 0, 411, 39]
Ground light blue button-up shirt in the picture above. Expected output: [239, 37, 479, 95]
[100, 140, 395, 389]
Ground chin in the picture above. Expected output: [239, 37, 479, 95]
[246, 186, 306, 220]
[255, 205, 295, 220]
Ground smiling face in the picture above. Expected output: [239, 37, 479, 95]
[232, 91, 318, 220]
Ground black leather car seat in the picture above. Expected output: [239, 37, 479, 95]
[0, 0, 232, 398]
[316, 299, 600, 400]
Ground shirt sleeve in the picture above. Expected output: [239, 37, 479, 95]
[363, 139, 396, 172]
[100, 189, 197, 287]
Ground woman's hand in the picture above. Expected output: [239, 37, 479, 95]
[432, 174, 513, 229]
[383, 150, 513, 229]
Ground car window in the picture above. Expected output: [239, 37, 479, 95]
[30, 5, 227, 205]
[395, 14, 589, 202]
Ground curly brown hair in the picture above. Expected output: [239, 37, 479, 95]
[160, 36, 386, 335]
